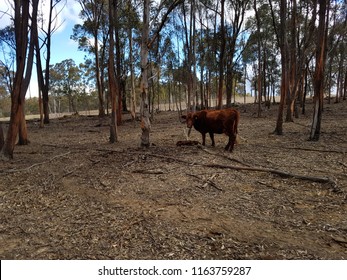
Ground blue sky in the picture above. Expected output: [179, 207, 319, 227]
[48, 21, 85, 66]
[0, 0, 85, 97]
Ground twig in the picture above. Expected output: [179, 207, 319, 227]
[250, 143, 345, 154]
[197, 145, 252, 167]
[132, 169, 166, 175]
[203, 174, 223, 191]
[0, 151, 71, 174]
[188, 173, 222, 191]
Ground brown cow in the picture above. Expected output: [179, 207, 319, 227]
[181, 108, 240, 152]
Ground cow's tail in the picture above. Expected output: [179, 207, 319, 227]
[233, 110, 240, 144]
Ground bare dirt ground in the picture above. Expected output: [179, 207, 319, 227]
[1, 100, 346, 260]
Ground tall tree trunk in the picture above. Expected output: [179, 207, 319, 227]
[42, 0, 55, 125]
[95, 33, 105, 118]
[129, 28, 136, 121]
[115, 5, 122, 125]
[254, 0, 262, 117]
[217, 0, 226, 109]
[335, 46, 344, 103]
[18, 0, 37, 145]
[34, 9, 45, 128]
[343, 70, 347, 100]
[309, 0, 327, 141]
[108, 0, 118, 143]
[273, 0, 289, 135]
[285, 0, 297, 122]
[0, 123, 4, 151]
[1, 0, 37, 158]
[182, 1, 195, 111]
[140, 0, 151, 147]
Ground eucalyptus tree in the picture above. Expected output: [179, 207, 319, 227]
[72, 0, 108, 117]
[108, 0, 118, 143]
[124, 0, 141, 120]
[0, 26, 15, 96]
[161, 37, 180, 110]
[217, 0, 226, 109]
[35, 0, 65, 125]
[325, 0, 347, 103]
[0, 122, 3, 150]
[49, 59, 81, 114]
[269, 0, 319, 134]
[309, 0, 328, 141]
[179, 0, 200, 111]
[244, 1, 278, 113]
[0, 65, 7, 146]
[140, 0, 184, 147]
[225, 0, 251, 108]
[1, 0, 38, 159]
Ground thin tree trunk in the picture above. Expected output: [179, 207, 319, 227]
[34, 9, 45, 128]
[273, 0, 288, 135]
[0, 123, 4, 151]
[343, 70, 347, 100]
[129, 28, 136, 121]
[115, 7, 122, 125]
[108, 0, 118, 143]
[254, 0, 262, 117]
[140, 0, 151, 147]
[285, 0, 297, 122]
[42, 0, 55, 125]
[217, 0, 226, 109]
[310, 0, 327, 141]
[95, 34, 105, 118]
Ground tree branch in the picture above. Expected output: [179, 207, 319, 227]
[147, 0, 184, 49]
[0, 151, 71, 174]
[134, 151, 338, 190]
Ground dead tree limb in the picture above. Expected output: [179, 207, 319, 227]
[137, 152, 337, 189]
[249, 143, 346, 154]
[132, 169, 166, 175]
[94, 148, 339, 190]
[196, 145, 252, 167]
[187, 173, 223, 191]
[0, 151, 71, 174]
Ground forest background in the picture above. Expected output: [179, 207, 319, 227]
[0, 0, 346, 158]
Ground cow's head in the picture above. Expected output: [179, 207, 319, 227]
[181, 112, 196, 128]
[181, 112, 198, 136]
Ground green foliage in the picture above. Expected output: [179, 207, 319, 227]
[49, 59, 96, 113]
[0, 96, 10, 117]
[25, 97, 40, 115]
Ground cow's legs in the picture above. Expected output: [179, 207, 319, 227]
[225, 134, 236, 152]
[202, 133, 206, 145]
[209, 132, 215, 146]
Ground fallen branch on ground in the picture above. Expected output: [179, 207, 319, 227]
[249, 143, 346, 154]
[197, 145, 252, 167]
[132, 169, 166, 175]
[187, 173, 223, 191]
[93, 147, 340, 191]
[0, 151, 71, 174]
[135, 151, 338, 191]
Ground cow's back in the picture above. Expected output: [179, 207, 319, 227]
[204, 110, 225, 133]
